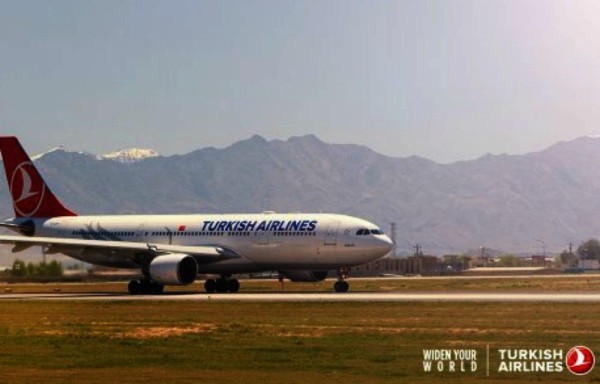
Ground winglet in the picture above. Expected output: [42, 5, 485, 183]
[0, 136, 77, 218]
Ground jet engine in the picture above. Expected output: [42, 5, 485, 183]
[280, 270, 328, 282]
[149, 254, 198, 285]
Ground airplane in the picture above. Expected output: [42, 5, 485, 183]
[0, 136, 393, 294]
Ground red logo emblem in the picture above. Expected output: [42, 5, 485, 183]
[566, 346, 595, 375]
[9, 162, 45, 217]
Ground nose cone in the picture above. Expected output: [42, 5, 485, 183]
[376, 234, 394, 255]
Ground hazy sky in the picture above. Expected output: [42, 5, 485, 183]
[2, 0, 600, 163]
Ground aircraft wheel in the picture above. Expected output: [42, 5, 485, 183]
[139, 279, 153, 294]
[334, 281, 349, 293]
[341, 281, 349, 292]
[215, 278, 229, 293]
[150, 282, 164, 295]
[204, 279, 217, 293]
[128, 280, 142, 295]
[228, 279, 240, 293]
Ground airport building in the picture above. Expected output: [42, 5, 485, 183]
[351, 252, 562, 277]
[351, 255, 441, 276]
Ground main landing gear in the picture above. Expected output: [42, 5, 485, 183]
[204, 276, 240, 293]
[128, 279, 164, 295]
[333, 267, 350, 293]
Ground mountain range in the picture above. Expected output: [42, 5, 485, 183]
[2, 134, 600, 255]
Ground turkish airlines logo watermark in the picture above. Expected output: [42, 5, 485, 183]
[9, 162, 45, 217]
[566, 346, 595, 376]
[422, 345, 595, 377]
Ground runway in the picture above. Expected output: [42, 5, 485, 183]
[3, 291, 600, 302]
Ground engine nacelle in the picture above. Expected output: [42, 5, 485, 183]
[280, 270, 328, 282]
[149, 254, 198, 285]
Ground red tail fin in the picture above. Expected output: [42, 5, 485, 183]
[0, 136, 77, 218]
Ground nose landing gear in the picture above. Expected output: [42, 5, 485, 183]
[333, 267, 350, 293]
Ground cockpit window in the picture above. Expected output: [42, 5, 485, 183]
[356, 228, 384, 236]
[357, 228, 378, 236]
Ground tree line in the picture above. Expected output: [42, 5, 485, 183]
[555, 239, 600, 267]
[10, 259, 63, 277]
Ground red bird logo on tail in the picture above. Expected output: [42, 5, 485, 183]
[10, 162, 46, 217]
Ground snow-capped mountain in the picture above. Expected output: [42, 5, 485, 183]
[32, 146, 69, 161]
[8, 134, 600, 254]
[100, 148, 159, 163]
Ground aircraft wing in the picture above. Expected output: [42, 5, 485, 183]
[0, 235, 238, 260]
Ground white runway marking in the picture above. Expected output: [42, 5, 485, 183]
[3, 292, 600, 302]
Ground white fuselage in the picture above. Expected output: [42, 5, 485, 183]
[17, 212, 392, 273]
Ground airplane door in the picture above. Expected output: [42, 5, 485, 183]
[136, 224, 147, 242]
[342, 228, 354, 246]
[324, 221, 340, 246]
